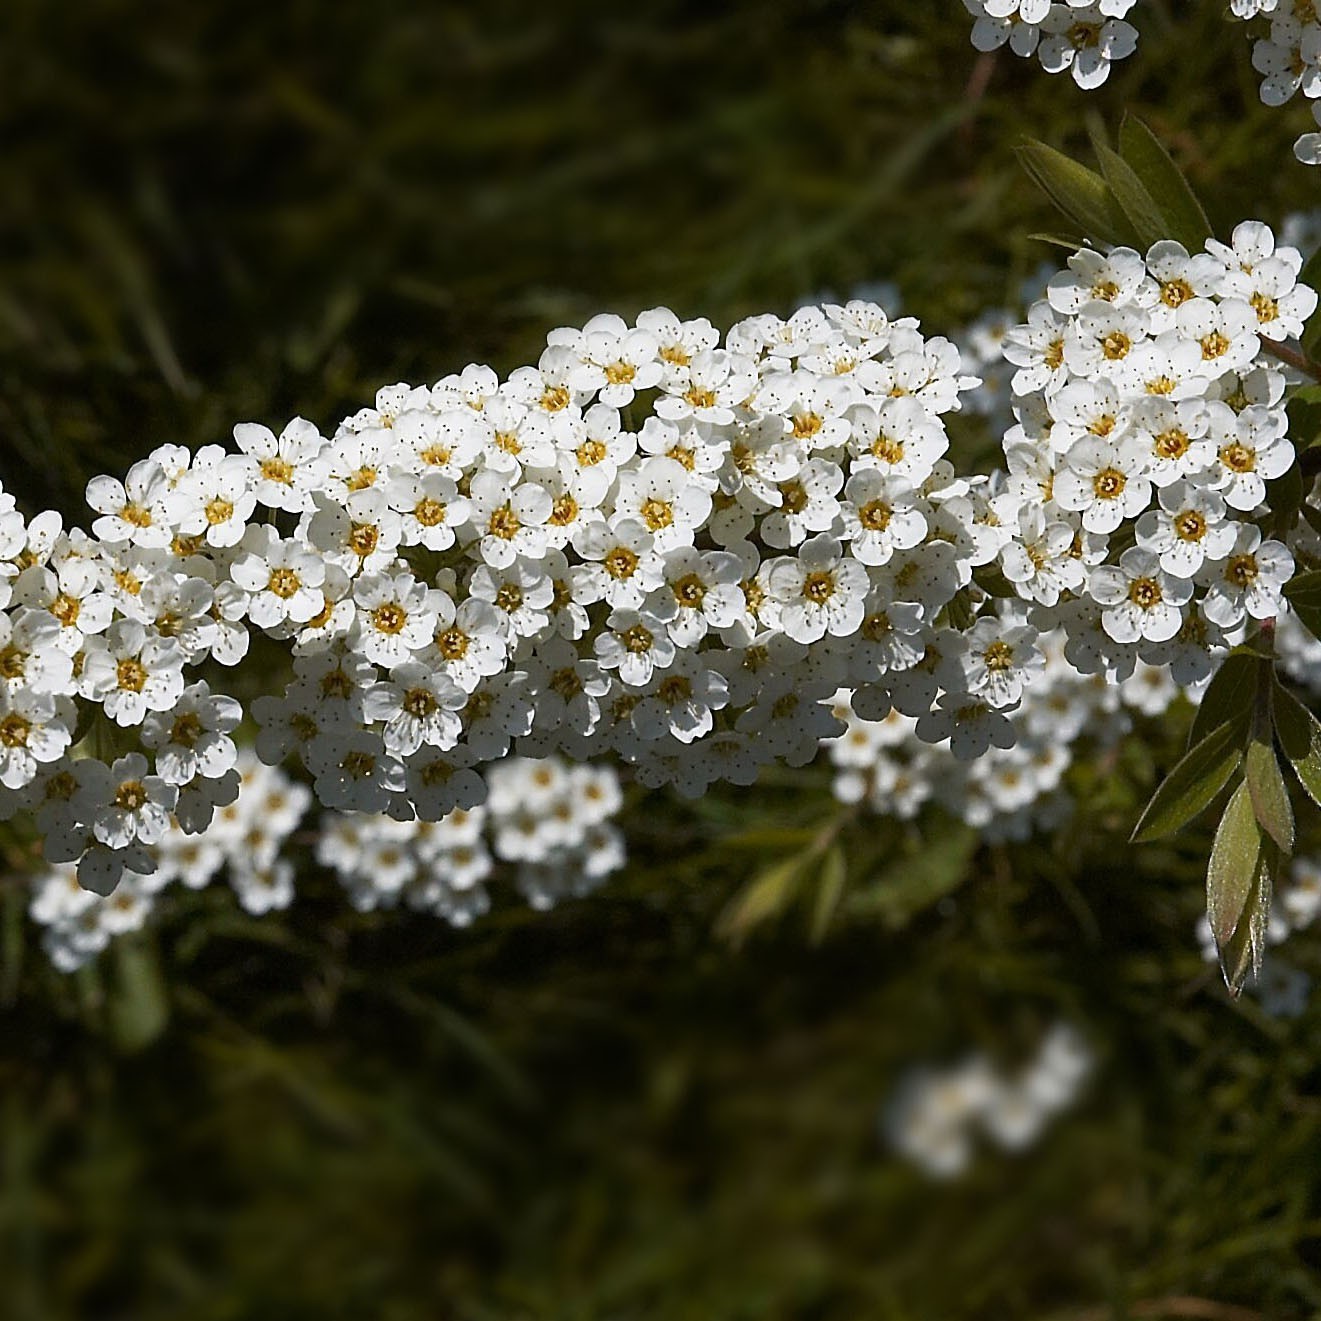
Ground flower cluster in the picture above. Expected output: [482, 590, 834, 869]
[316, 755, 624, 924]
[26, 751, 625, 971]
[883, 1023, 1094, 1179]
[1, 287, 1040, 895]
[827, 644, 1189, 842]
[996, 222, 1313, 685]
[1231, 0, 1321, 165]
[28, 752, 309, 971]
[0, 217, 1314, 917]
[961, 0, 1139, 87]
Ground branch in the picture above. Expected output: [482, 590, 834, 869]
[1259, 336, 1321, 381]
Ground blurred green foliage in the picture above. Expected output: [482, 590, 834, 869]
[5, 1, 1321, 1317]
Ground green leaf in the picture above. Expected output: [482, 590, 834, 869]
[1116, 115, 1212, 251]
[1027, 232, 1087, 251]
[1130, 721, 1245, 843]
[1245, 737, 1295, 853]
[1272, 677, 1321, 807]
[809, 844, 847, 946]
[1016, 141, 1133, 248]
[1292, 601, 1321, 644]
[1188, 651, 1263, 749]
[1301, 247, 1321, 359]
[1286, 382, 1321, 451]
[1284, 567, 1321, 609]
[1206, 781, 1261, 954]
[1095, 145, 1167, 251]
[1215, 831, 1277, 997]
[1267, 462, 1304, 540]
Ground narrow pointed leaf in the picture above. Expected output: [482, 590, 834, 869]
[1027, 232, 1088, 251]
[1206, 780, 1260, 952]
[1130, 720, 1245, 843]
[1096, 145, 1166, 251]
[1272, 677, 1321, 807]
[1217, 838, 1277, 996]
[1188, 651, 1262, 749]
[1016, 141, 1133, 248]
[1117, 115, 1212, 251]
[1245, 737, 1295, 852]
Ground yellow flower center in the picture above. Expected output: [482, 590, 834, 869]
[116, 657, 148, 692]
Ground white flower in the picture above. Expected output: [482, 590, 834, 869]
[1201, 526, 1293, 627]
[465, 470, 553, 569]
[0, 687, 73, 789]
[350, 572, 441, 668]
[1208, 405, 1293, 511]
[1053, 436, 1151, 534]
[74, 752, 178, 849]
[233, 417, 325, 513]
[572, 518, 663, 610]
[140, 681, 242, 785]
[78, 619, 184, 726]
[230, 528, 328, 629]
[959, 618, 1045, 707]
[999, 506, 1086, 606]
[307, 729, 406, 814]
[364, 663, 467, 756]
[838, 471, 927, 565]
[1174, 297, 1260, 375]
[387, 470, 470, 551]
[612, 457, 714, 552]
[167, 446, 257, 548]
[1038, 5, 1139, 89]
[646, 547, 747, 647]
[915, 693, 1017, 760]
[767, 535, 870, 644]
[594, 609, 675, 688]
[1134, 480, 1237, 578]
[1089, 548, 1194, 643]
[86, 460, 173, 548]
[761, 458, 844, 549]
[631, 651, 729, 744]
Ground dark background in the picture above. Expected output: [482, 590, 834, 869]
[3, 2, 1321, 1317]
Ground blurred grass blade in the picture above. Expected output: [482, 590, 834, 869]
[108, 938, 169, 1053]
[809, 844, 847, 946]
[1131, 721, 1244, 843]
[717, 851, 808, 944]
[1117, 115, 1213, 251]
